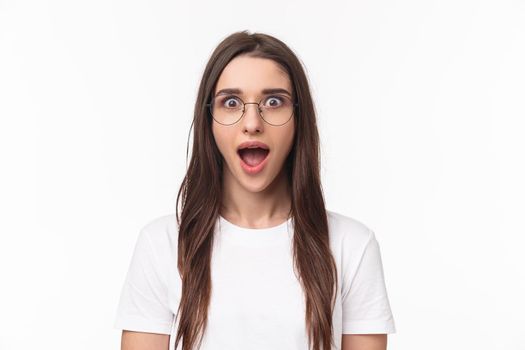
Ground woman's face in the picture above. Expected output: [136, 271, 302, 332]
[212, 55, 295, 193]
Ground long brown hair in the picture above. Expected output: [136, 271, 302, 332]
[174, 30, 338, 350]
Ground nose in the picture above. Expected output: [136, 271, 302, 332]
[241, 103, 264, 134]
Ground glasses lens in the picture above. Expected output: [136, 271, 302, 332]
[210, 96, 244, 125]
[209, 94, 295, 125]
[259, 95, 294, 125]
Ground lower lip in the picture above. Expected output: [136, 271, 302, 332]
[239, 151, 270, 175]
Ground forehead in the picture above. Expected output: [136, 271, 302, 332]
[214, 55, 292, 96]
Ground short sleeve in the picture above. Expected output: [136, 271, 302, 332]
[113, 227, 174, 334]
[341, 229, 396, 334]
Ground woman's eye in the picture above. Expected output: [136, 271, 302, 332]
[263, 96, 284, 108]
[221, 96, 241, 108]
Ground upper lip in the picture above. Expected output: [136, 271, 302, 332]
[237, 141, 270, 151]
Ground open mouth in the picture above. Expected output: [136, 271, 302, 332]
[237, 147, 270, 167]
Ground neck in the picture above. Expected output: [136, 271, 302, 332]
[220, 167, 292, 228]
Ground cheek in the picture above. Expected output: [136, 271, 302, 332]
[273, 125, 295, 162]
[282, 122, 296, 154]
[212, 124, 233, 159]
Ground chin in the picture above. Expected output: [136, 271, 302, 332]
[237, 177, 271, 193]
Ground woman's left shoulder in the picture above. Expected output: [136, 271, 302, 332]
[326, 209, 375, 253]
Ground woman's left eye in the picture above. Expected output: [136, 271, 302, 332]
[263, 96, 283, 107]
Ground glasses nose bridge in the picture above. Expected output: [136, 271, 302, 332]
[242, 101, 263, 118]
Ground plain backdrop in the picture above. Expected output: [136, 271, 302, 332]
[1, 0, 524, 349]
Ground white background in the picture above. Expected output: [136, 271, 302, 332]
[1, 0, 524, 349]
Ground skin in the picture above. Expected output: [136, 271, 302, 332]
[342, 334, 387, 350]
[121, 55, 388, 350]
[121, 331, 169, 350]
[212, 54, 295, 228]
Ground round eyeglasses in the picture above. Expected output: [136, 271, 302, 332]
[206, 94, 298, 126]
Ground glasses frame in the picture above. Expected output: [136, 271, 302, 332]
[206, 94, 299, 126]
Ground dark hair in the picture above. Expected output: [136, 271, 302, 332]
[174, 30, 338, 350]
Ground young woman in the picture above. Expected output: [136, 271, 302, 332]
[114, 30, 396, 350]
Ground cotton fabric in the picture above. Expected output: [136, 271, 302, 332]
[113, 210, 396, 349]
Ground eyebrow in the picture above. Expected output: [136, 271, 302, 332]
[215, 88, 292, 97]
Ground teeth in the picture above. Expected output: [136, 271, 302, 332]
[241, 146, 266, 150]
[239, 147, 267, 151]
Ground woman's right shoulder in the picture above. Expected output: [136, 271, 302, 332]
[138, 213, 179, 253]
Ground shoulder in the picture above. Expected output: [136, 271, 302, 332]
[326, 209, 376, 271]
[141, 212, 178, 238]
[138, 213, 179, 261]
[326, 209, 374, 248]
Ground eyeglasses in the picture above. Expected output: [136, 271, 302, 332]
[206, 94, 298, 126]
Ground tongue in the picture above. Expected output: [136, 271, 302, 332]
[240, 148, 268, 166]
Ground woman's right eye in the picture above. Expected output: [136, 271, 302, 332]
[220, 96, 241, 108]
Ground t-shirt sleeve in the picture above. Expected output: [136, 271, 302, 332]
[341, 228, 396, 334]
[113, 227, 174, 334]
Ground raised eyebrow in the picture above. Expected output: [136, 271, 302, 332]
[215, 88, 292, 97]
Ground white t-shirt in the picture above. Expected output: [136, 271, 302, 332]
[113, 210, 396, 349]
